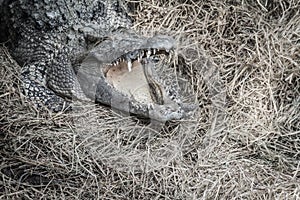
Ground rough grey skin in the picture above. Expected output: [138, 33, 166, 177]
[0, 0, 195, 121]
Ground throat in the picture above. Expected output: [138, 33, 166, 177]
[106, 61, 155, 104]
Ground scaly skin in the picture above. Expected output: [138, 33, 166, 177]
[0, 0, 195, 121]
[1, 0, 132, 111]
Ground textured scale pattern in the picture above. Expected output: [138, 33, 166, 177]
[1, 0, 132, 111]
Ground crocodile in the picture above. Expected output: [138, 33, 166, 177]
[0, 0, 195, 122]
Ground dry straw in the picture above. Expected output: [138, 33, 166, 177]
[1, 0, 299, 199]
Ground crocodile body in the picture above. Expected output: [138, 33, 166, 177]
[0, 0, 194, 121]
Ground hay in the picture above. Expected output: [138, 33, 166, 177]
[1, 0, 299, 199]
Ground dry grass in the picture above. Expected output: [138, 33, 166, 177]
[1, 0, 300, 199]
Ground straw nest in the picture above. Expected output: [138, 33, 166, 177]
[1, 0, 299, 199]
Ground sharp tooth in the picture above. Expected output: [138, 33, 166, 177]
[139, 52, 144, 60]
[169, 50, 174, 57]
[127, 59, 132, 72]
[166, 49, 170, 53]
[153, 48, 156, 55]
[147, 50, 151, 58]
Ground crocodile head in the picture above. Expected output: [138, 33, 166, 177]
[77, 30, 195, 122]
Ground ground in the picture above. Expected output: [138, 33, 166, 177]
[0, 0, 299, 199]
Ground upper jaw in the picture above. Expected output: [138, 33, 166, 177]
[109, 47, 174, 72]
[90, 30, 176, 66]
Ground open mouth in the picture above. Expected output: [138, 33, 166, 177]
[104, 48, 172, 106]
[76, 32, 192, 121]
